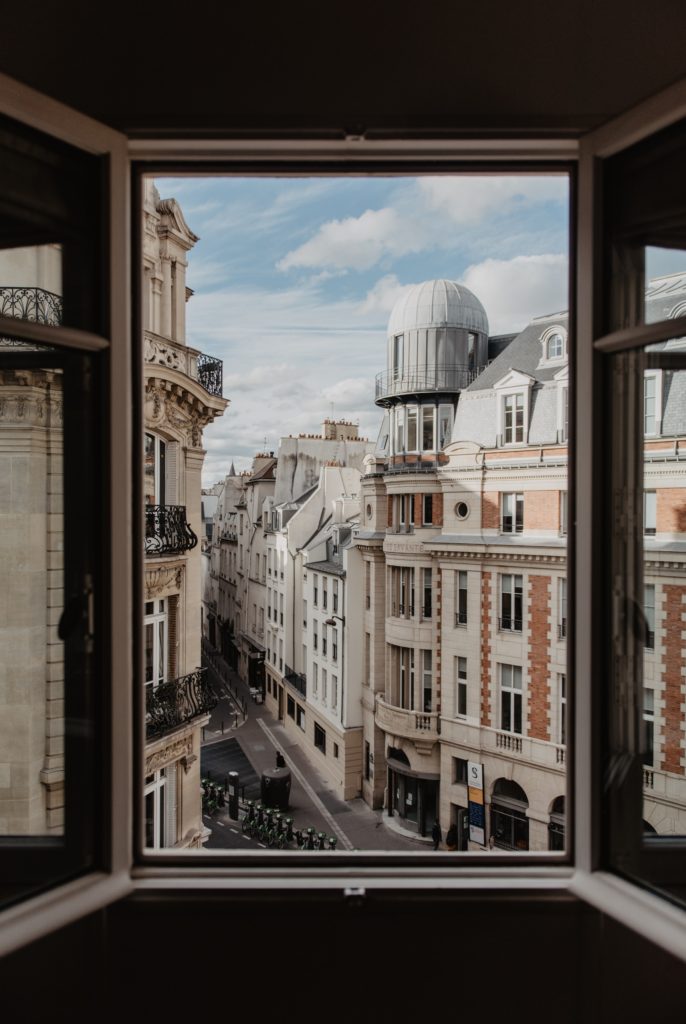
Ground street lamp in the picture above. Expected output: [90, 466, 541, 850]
[324, 614, 345, 626]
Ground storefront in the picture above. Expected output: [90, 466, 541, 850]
[386, 747, 439, 837]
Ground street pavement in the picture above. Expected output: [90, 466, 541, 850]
[200, 642, 429, 852]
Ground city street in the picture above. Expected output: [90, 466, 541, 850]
[200, 642, 426, 852]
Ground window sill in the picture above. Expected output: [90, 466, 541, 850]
[0, 869, 134, 959]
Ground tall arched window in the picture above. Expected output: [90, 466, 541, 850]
[491, 778, 529, 850]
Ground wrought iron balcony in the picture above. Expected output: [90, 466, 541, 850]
[0, 286, 63, 326]
[196, 353, 223, 398]
[145, 504, 198, 556]
[284, 664, 307, 698]
[146, 669, 218, 739]
[375, 363, 481, 403]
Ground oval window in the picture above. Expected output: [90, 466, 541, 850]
[456, 501, 469, 519]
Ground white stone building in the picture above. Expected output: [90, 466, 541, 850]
[142, 182, 227, 849]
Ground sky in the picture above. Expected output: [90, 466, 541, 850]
[156, 174, 571, 486]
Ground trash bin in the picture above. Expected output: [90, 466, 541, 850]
[261, 767, 291, 810]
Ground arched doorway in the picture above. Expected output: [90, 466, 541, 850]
[548, 795, 565, 851]
[490, 778, 529, 850]
[386, 746, 439, 837]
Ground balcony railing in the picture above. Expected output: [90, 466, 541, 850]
[498, 617, 523, 632]
[146, 668, 217, 739]
[375, 697, 440, 742]
[196, 353, 223, 398]
[0, 285, 63, 326]
[144, 332, 223, 399]
[375, 363, 481, 401]
[558, 620, 567, 639]
[145, 504, 198, 556]
[285, 665, 307, 698]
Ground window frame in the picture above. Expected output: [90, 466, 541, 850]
[5, 67, 686, 970]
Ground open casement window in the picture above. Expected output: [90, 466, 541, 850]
[587, 108, 686, 904]
[0, 95, 129, 909]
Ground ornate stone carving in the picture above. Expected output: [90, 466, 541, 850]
[144, 335, 188, 375]
[145, 564, 184, 598]
[145, 735, 193, 774]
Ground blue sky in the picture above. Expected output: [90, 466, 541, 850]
[156, 174, 571, 485]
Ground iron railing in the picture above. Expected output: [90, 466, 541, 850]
[196, 353, 223, 398]
[146, 668, 217, 739]
[498, 616, 523, 632]
[284, 665, 307, 698]
[145, 504, 198, 556]
[375, 363, 481, 401]
[0, 286, 63, 326]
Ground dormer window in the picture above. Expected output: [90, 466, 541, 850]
[541, 325, 568, 364]
[503, 394, 524, 444]
[547, 332, 564, 359]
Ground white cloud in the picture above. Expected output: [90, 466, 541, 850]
[418, 175, 568, 225]
[277, 207, 427, 272]
[359, 274, 419, 316]
[461, 253, 568, 334]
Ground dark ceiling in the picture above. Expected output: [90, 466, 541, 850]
[2, 1, 686, 137]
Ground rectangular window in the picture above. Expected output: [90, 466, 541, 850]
[314, 722, 326, 754]
[558, 578, 567, 639]
[423, 650, 432, 712]
[333, 580, 338, 613]
[296, 704, 305, 731]
[421, 406, 435, 451]
[559, 673, 567, 746]
[644, 584, 655, 650]
[365, 561, 371, 609]
[332, 674, 338, 708]
[406, 406, 418, 451]
[456, 570, 468, 625]
[313, 662, 318, 696]
[279, 593, 283, 626]
[322, 669, 327, 703]
[333, 742, 339, 758]
[438, 404, 453, 449]
[422, 493, 432, 525]
[313, 621, 318, 651]
[423, 567, 432, 619]
[332, 629, 338, 662]
[644, 490, 656, 535]
[365, 741, 371, 781]
[322, 626, 327, 657]
[398, 647, 415, 710]
[313, 574, 319, 605]
[453, 757, 468, 784]
[395, 406, 405, 453]
[303, 599, 307, 627]
[501, 492, 524, 533]
[644, 374, 656, 435]
[500, 574, 523, 632]
[500, 663, 523, 734]
[456, 657, 467, 718]
[323, 578, 328, 610]
[365, 632, 371, 684]
[287, 695, 295, 718]
[503, 393, 524, 444]
[560, 491, 568, 536]
[393, 333, 403, 378]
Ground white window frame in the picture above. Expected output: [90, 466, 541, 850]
[643, 370, 662, 437]
[493, 371, 533, 447]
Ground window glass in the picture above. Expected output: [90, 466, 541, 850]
[152, 170, 569, 859]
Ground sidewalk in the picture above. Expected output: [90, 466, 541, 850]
[200, 641, 429, 851]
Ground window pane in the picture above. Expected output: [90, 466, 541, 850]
[156, 171, 568, 856]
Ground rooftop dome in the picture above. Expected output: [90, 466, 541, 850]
[388, 279, 489, 337]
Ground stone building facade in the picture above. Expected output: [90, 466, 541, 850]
[356, 275, 686, 849]
[142, 182, 227, 849]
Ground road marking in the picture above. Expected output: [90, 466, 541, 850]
[256, 718, 355, 850]
[216, 821, 225, 827]
[241, 834, 250, 840]
[258, 843, 267, 848]
[230, 828, 238, 834]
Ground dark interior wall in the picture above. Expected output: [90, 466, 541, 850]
[2, 1, 686, 135]
[2, 893, 685, 1023]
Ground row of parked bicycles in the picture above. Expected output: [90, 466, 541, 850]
[201, 778, 226, 816]
[241, 801, 337, 851]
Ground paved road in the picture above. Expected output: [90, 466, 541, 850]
[200, 643, 425, 853]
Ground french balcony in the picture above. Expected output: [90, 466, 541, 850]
[284, 664, 307, 698]
[498, 616, 523, 633]
[0, 285, 63, 327]
[145, 504, 198, 556]
[146, 668, 218, 740]
[376, 696, 440, 747]
[440, 717, 566, 770]
[144, 332, 223, 398]
[375, 363, 481, 404]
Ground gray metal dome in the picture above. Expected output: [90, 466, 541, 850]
[388, 279, 489, 337]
